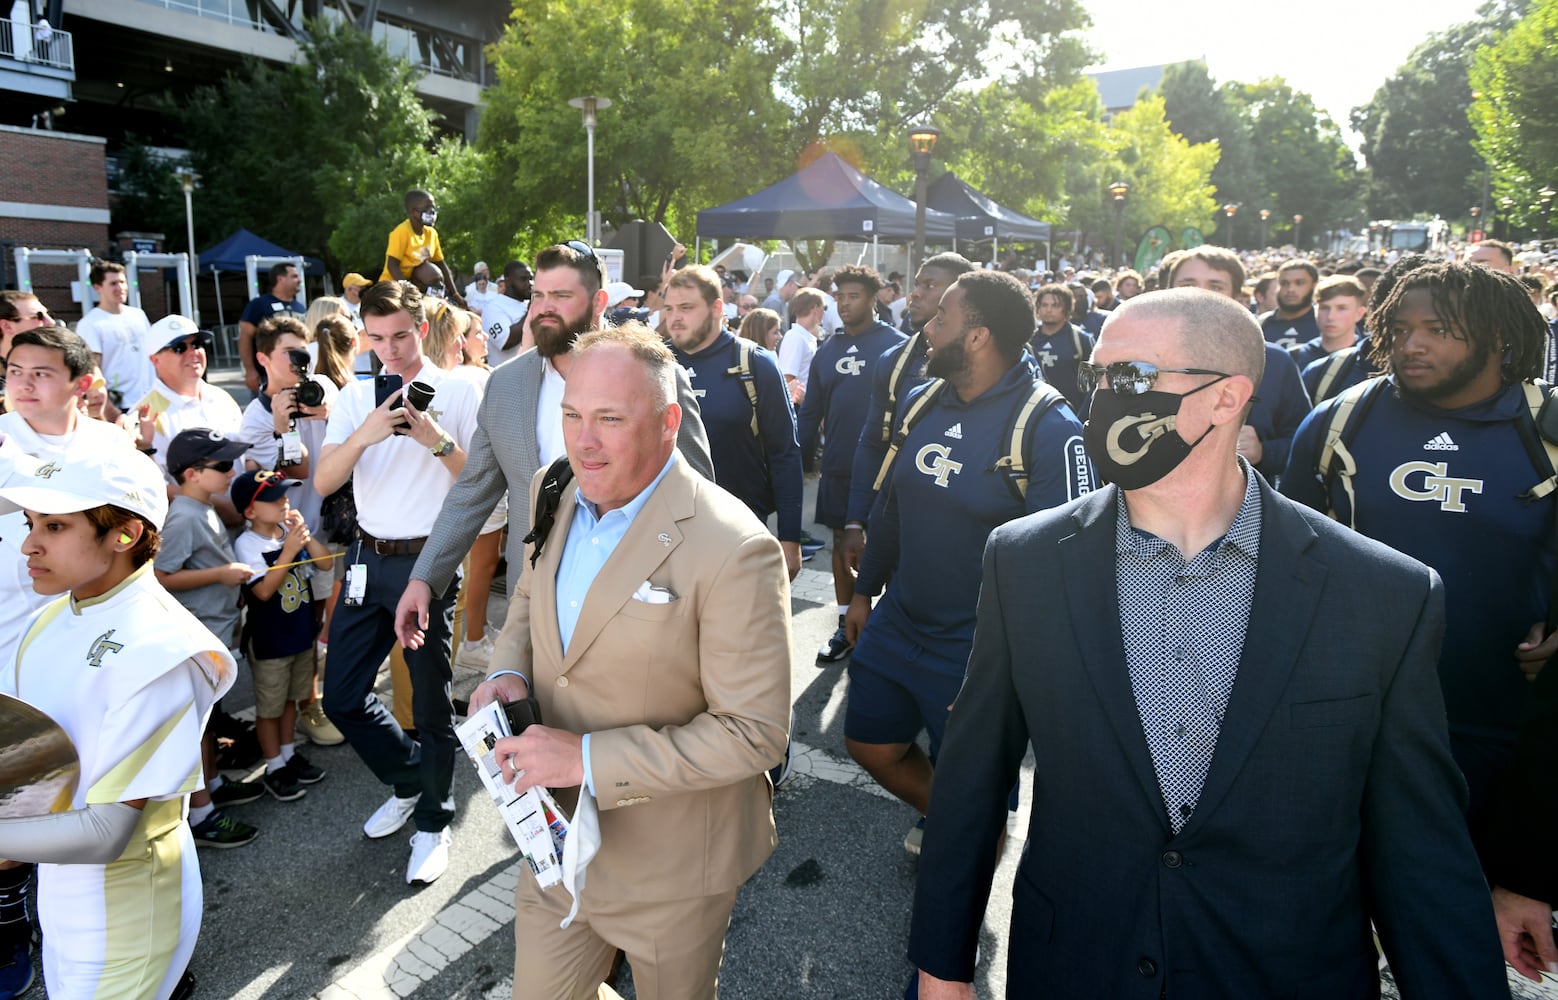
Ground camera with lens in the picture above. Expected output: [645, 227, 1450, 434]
[287, 348, 326, 408]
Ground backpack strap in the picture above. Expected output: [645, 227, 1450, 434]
[872, 378, 947, 492]
[1312, 348, 1357, 405]
[1071, 325, 1083, 361]
[992, 381, 1067, 501]
[520, 456, 575, 569]
[877, 332, 924, 445]
[725, 337, 762, 441]
[1516, 381, 1558, 500]
[1316, 377, 1388, 529]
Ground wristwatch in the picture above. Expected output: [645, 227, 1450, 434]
[430, 433, 455, 458]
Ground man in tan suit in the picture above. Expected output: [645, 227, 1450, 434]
[465, 323, 791, 1000]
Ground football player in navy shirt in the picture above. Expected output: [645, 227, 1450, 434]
[1171, 248, 1310, 480]
[842, 254, 975, 572]
[664, 265, 803, 578]
[1288, 275, 1367, 372]
[1260, 258, 1321, 348]
[797, 265, 906, 663]
[845, 269, 1092, 852]
[1282, 262, 1556, 883]
[1029, 282, 1095, 413]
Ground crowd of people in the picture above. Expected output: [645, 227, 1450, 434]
[0, 180, 1555, 999]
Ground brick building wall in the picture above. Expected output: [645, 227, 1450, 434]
[0, 124, 111, 323]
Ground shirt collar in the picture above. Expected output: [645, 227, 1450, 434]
[1115, 458, 1262, 562]
[572, 450, 679, 524]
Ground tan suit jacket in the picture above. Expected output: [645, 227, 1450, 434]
[491, 455, 791, 903]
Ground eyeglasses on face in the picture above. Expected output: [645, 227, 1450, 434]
[1077, 360, 1232, 396]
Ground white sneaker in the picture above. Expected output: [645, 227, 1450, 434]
[455, 632, 496, 670]
[362, 793, 419, 839]
[406, 829, 451, 885]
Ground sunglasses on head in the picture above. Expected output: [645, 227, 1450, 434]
[191, 459, 234, 473]
[563, 239, 597, 263]
[1077, 360, 1231, 396]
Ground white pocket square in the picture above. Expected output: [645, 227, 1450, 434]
[631, 581, 677, 604]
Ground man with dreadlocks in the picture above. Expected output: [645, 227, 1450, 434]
[1281, 262, 1557, 905]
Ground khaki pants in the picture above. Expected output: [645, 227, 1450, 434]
[511, 872, 738, 1000]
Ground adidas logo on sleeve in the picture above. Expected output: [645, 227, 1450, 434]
[1423, 432, 1459, 452]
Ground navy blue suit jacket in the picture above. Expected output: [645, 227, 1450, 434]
[908, 479, 1506, 998]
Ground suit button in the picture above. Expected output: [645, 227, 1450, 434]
[556, 676, 569, 688]
[1161, 850, 1182, 869]
[1137, 957, 1157, 977]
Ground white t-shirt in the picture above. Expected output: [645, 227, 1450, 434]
[75, 306, 154, 406]
[481, 295, 529, 366]
[464, 281, 498, 316]
[0, 411, 139, 664]
[322, 360, 479, 538]
[777, 325, 818, 392]
[237, 375, 340, 532]
[144, 378, 245, 481]
[536, 357, 566, 466]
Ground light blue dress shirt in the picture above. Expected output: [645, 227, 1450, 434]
[557, 452, 678, 795]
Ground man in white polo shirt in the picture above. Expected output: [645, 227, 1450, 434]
[135, 316, 244, 487]
[314, 279, 478, 887]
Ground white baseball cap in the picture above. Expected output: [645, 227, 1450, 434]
[150, 314, 211, 353]
[0, 447, 170, 530]
[605, 280, 645, 307]
[774, 269, 796, 288]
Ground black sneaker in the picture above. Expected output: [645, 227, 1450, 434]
[169, 969, 196, 1000]
[190, 810, 258, 849]
[209, 777, 263, 807]
[284, 751, 325, 785]
[817, 624, 853, 664]
[262, 766, 306, 802]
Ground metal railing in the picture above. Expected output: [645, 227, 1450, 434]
[0, 20, 74, 73]
[129, 0, 272, 32]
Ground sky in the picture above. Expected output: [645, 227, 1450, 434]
[1082, 0, 1486, 142]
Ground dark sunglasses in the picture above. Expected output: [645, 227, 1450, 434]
[163, 335, 211, 355]
[1077, 360, 1231, 396]
[563, 239, 597, 262]
[191, 459, 234, 473]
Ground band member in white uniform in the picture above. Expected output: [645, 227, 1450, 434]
[0, 447, 235, 1000]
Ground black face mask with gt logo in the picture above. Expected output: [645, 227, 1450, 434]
[1082, 377, 1227, 490]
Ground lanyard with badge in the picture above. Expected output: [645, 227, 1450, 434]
[343, 538, 367, 606]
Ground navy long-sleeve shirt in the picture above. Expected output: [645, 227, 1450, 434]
[846, 332, 928, 525]
[796, 321, 906, 481]
[1249, 342, 1311, 480]
[673, 332, 802, 541]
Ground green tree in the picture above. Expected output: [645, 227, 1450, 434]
[1224, 79, 1362, 246]
[171, 19, 445, 275]
[1158, 61, 1262, 231]
[1470, 0, 1558, 231]
[479, 0, 794, 251]
[1352, 2, 1526, 221]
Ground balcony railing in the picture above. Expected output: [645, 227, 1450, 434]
[0, 21, 75, 74]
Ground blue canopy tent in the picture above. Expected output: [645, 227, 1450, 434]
[696, 152, 958, 243]
[197, 229, 326, 277]
[924, 173, 1051, 261]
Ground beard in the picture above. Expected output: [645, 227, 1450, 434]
[926, 333, 969, 380]
[1279, 291, 1314, 313]
[1395, 339, 1493, 403]
[532, 309, 594, 359]
[671, 312, 721, 352]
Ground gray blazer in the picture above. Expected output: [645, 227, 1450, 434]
[412, 349, 713, 593]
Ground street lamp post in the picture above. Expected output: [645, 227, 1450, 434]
[1223, 203, 1238, 249]
[1499, 196, 1513, 240]
[1108, 181, 1130, 268]
[909, 123, 941, 279]
[1293, 214, 1303, 248]
[1259, 208, 1271, 249]
[1470, 205, 1481, 241]
[568, 96, 612, 246]
[173, 165, 200, 326]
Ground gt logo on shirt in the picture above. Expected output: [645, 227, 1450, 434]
[915, 443, 964, 488]
[1037, 349, 1057, 369]
[1388, 460, 1484, 513]
[835, 356, 866, 376]
[86, 629, 124, 667]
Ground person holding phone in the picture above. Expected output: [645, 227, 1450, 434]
[313, 280, 479, 887]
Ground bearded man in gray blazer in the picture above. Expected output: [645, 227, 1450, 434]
[395, 242, 712, 645]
